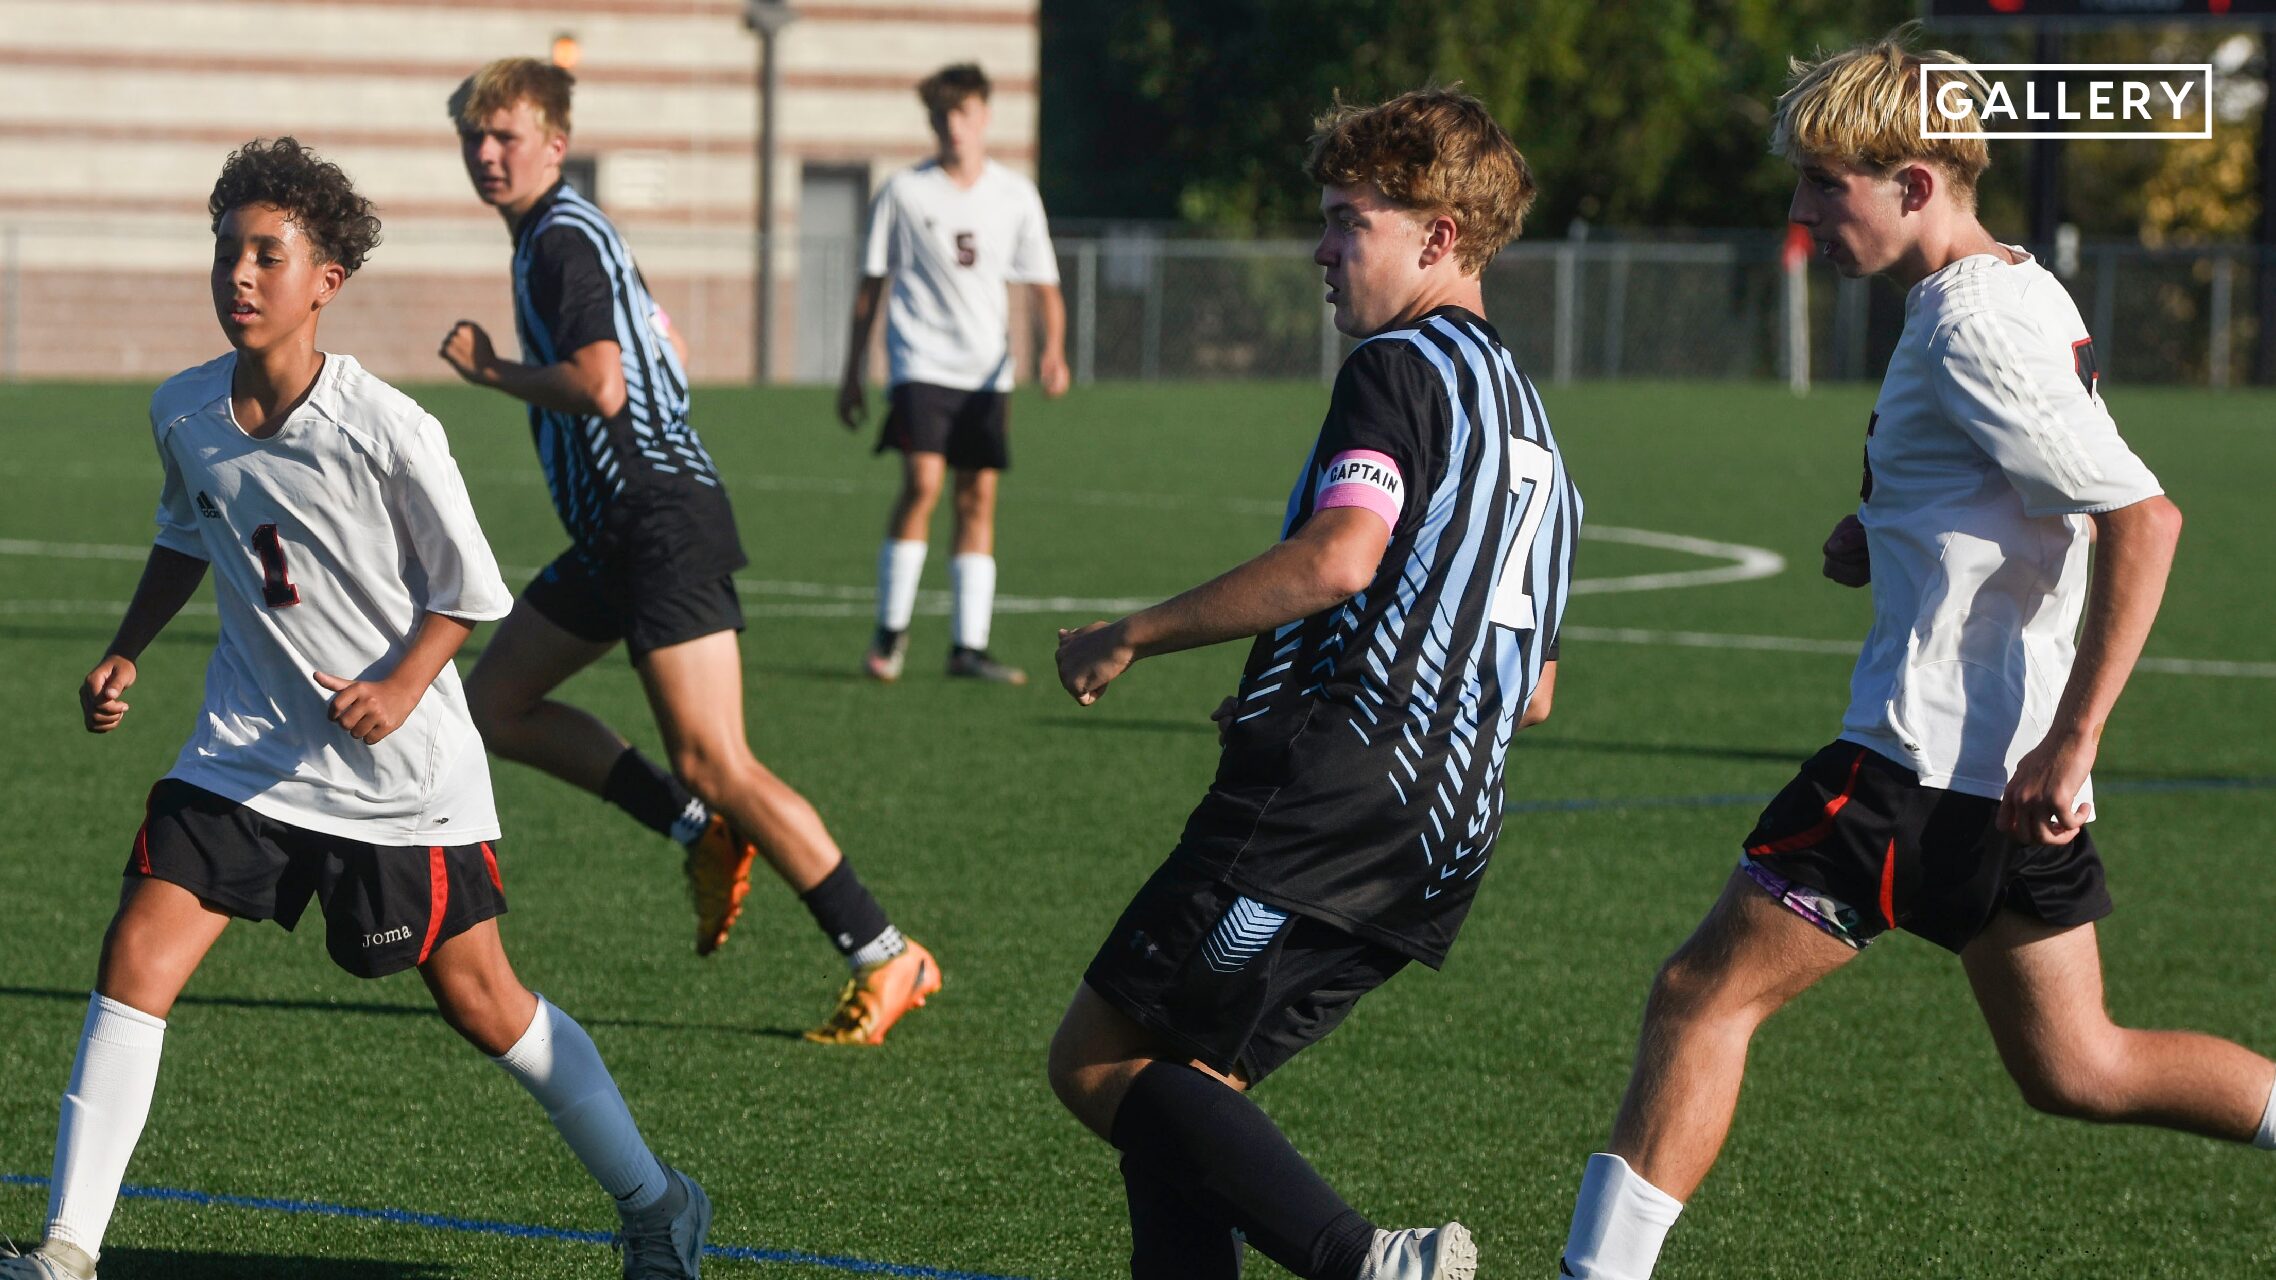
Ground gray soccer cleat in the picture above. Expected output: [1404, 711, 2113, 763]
[946, 646, 1027, 685]
[0, 1241, 97, 1280]
[1361, 1221, 1476, 1280]
[613, 1166, 711, 1279]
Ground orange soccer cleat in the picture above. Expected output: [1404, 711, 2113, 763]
[802, 938, 943, 1045]
[682, 814, 757, 956]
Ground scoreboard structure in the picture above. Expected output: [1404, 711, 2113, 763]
[1922, 0, 2276, 382]
[1926, 0, 2276, 24]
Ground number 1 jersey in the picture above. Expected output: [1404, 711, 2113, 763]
[1179, 307, 1581, 967]
[148, 353, 515, 844]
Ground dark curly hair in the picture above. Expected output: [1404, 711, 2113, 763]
[208, 137, 382, 274]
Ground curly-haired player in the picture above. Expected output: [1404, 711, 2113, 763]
[0, 138, 711, 1280]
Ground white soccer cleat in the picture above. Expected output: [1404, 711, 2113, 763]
[1361, 1222, 1475, 1280]
[0, 1241, 97, 1280]
[613, 1165, 711, 1279]
[864, 629, 909, 683]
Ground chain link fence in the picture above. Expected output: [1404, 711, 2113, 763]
[1, 217, 2266, 389]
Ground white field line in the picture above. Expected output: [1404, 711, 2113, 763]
[6, 534, 2270, 677]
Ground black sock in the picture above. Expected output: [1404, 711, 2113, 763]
[1121, 1150, 1244, 1280]
[1109, 1062, 1375, 1280]
[601, 748, 708, 844]
[799, 860, 898, 962]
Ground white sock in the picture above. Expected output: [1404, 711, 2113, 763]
[877, 539, 927, 633]
[492, 996, 670, 1213]
[2254, 1077, 2276, 1149]
[45, 993, 168, 1261]
[1560, 1153, 1684, 1280]
[949, 552, 995, 651]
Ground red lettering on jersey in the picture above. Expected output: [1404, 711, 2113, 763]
[2071, 337, 2101, 398]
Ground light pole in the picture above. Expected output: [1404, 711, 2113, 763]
[744, 1, 795, 384]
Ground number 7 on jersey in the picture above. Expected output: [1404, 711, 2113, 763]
[1487, 438, 1555, 632]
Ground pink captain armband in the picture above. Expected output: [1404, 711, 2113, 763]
[1315, 449, 1405, 530]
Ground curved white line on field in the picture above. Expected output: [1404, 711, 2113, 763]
[1571, 525, 1786, 595]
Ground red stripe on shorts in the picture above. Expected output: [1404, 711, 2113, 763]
[415, 845, 449, 964]
[1746, 748, 1869, 857]
[130, 785, 156, 874]
[480, 841, 502, 892]
[1878, 837, 1898, 929]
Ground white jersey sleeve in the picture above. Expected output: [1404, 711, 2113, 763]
[151, 397, 208, 559]
[390, 413, 513, 622]
[1930, 311, 2162, 517]
[1006, 180, 1060, 286]
[862, 178, 898, 280]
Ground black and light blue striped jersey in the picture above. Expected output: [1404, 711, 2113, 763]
[1177, 305, 1581, 966]
[511, 182, 740, 578]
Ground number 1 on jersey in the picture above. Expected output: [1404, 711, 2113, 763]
[251, 523, 301, 607]
[1488, 438, 1556, 632]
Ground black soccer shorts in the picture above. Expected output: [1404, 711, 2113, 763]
[1740, 741, 2111, 953]
[1084, 853, 1410, 1083]
[875, 381, 1012, 471]
[524, 486, 749, 660]
[128, 779, 508, 979]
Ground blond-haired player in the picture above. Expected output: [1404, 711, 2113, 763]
[437, 59, 939, 1044]
[1049, 88, 1573, 1280]
[838, 62, 1068, 685]
[1557, 31, 2276, 1279]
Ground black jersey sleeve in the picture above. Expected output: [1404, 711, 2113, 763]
[526, 226, 620, 360]
[1313, 339, 1446, 534]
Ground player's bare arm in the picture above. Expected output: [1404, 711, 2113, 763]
[1822, 512, 1869, 587]
[1998, 493, 2183, 846]
[1055, 506, 1390, 705]
[312, 611, 477, 746]
[837, 276, 887, 428]
[1520, 661, 1558, 728]
[81, 547, 210, 733]
[439, 320, 627, 419]
[1034, 282, 1070, 398]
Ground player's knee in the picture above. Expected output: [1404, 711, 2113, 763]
[2010, 1043, 2129, 1121]
[1643, 948, 1728, 1022]
[463, 676, 526, 745]
[1045, 1022, 1109, 1125]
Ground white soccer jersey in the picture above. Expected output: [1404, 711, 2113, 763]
[863, 158, 1060, 393]
[149, 352, 514, 844]
[1840, 248, 2162, 802]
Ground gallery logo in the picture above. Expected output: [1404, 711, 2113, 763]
[1920, 63, 2213, 140]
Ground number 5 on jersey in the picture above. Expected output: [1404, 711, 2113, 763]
[1488, 438, 1555, 632]
[252, 522, 301, 607]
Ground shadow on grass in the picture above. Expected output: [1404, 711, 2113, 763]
[1035, 715, 1210, 735]
[1522, 736, 2276, 788]
[0, 987, 790, 1040]
[99, 1250, 455, 1279]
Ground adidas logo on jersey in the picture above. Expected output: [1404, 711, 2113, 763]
[196, 491, 222, 519]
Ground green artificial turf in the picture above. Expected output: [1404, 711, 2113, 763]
[1, 373, 2271, 1277]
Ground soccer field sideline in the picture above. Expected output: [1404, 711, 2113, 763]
[8, 378, 2276, 1278]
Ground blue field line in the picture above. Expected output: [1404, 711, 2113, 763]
[1507, 775, 2276, 816]
[0, 1173, 1037, 1279]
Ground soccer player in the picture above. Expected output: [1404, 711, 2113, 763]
[438, 59, 939, 1045]
[0, 139, 708, 1280]
[1555, 34, 2276, 1280]
[836, 62, 1069, 686]
[1048, 89, 1576, 1280]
